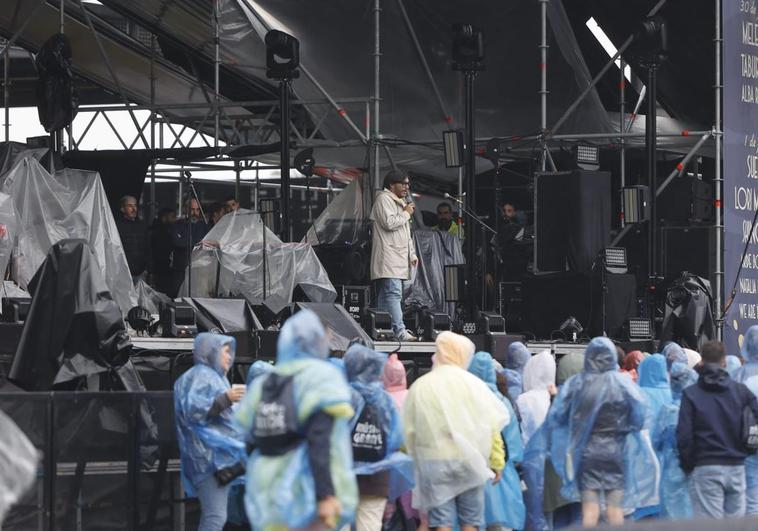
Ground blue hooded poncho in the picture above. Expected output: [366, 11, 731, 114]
[344, 344, 414, 501]
[727, 355, 742, 377]
[235, 310, 358, 530]
[743, 375, 758, 502]
[469, 352, 526, 530]
[504, 342, 531, 402]
[662, 342, 688, 371]
[652, 362, 698, 519]
[546, 337, 659, 511]
[246, 360, 273, 387]
[174, 333, 246, 496]
[735, 325, 758, 384]
[638, 354, 673, 429]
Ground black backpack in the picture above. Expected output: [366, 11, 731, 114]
[253, 373, 301, 455]
[351, 402, 388, 462]
[743, 404, 758, 455]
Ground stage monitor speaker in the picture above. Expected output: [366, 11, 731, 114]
[1, 298, 31, 323]
[366, 308, 393, 341]
[420, 309, 451, 340]
[160, 301, 198, 338]
[337, 285, 371, 325]
[292, 302, 374, 352]
[658, 175, 714, 223]
[477, 311, 505, 334]
[660, 226, 717, 290]
[534, 170, 611, 274]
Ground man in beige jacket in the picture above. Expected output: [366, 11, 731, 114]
[370, 170, 419, 341]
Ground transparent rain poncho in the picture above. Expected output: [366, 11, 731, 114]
[469, 352, 526, 530]
[638, 354, 673, 430]
[727, 355, 742, 377]
[743, 374, 758, 506]
[0, 410, 38, 526]
[382, 353, 408, 411]
[245, 360, 273, 387]
[503, 342, 530, 402]
[546, 337, 659, 511]
[516, 350, 556, 445]
[662, 342, 688, 372]
[344, 344, 414, 500]
[735, 325, 758, 384]
[652, 362, 698, 519]
[521, 424, 550, 531]
[235, 310, 358, 530]
[173, 333, 246, 496]
[403, 332, 509, 511]
[0, 192, 17, 280]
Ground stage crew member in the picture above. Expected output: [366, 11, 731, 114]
[370, 170, 419, 342]
[115, 195, 151, 283]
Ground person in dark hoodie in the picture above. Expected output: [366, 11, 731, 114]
[677, 340, 758, 519]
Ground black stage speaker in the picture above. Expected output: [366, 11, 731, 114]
[336, 285, 371, 325]
[658, 176, 714, 223]
[292, 302, 374, 352]
[660, 226, 717, 290]
[534, 170, 611, 274]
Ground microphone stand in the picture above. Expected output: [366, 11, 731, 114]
[446, 194, 497, 313]
[182, 171, 206, 298]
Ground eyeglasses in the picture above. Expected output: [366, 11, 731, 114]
[395, 181, 410, 187]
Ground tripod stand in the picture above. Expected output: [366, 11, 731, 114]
[181, 170, 205, 298]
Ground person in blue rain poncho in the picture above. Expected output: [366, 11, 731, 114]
[174, 333, 247, 531]
[546, 337, 659, 527]
[662, 342, 688, 371]
[651, 362, 698, 519]
[504, 341, 531, 403]
[246, 360, 273, 387]
[469, 351, 526, 531]
[727, 355, 742, 378]
[734, 325, 758, 384]
[743, 374, 758, 515]
[343, 344, 414, 531]
[235, 310, 358, 531]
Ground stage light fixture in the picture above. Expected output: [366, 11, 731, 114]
[621, 186, 649, 224]
[160, 301, 198, 338]
[366, 308, 393, 341]
[558, 316, 583, 342]
[477, 311, 506, 334]
[265, 30, 300, 80]
[626, 317, 653, 340]
[602, 247, 628, 275]
[127, 305, 152, 334]
[451, 24, 485, 71]
[1, 298, 31, 323]
[444, 264, 466, 302]
[294, 148, 315, 177]
[443, 130, 464, 167]
[420, 309, 452, 340]
[575, 144, 599, 168]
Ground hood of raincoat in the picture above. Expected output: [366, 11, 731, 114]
[696, 363, 731, 391]
[670, 362, 698, 400]
[506, 342, 531, 373]
[623, 351, 645, 372]
[434, 331, 475, 368]
[638, 354, 669, 389]
[329, 357, 346, 374]
[193, 332, 236, 375]
[583, 337, 618, 373]
[502, 368, 522, 402]
[744, 325, 758, 362]
[382, 353, 407, 392]
[522, 350, 555, 392]
[469, 351, 499, 393]
[727, 355, 742, 377]
[684, 348, 702, 369]
[556, 352, 584, 386]
[663, 342, 687, 370]
[246, 360, 273, 386]
[276, 309, 329, 364]
[345, 344, 387, 385]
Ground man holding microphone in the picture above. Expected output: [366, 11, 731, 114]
[370, 170, 419, 342]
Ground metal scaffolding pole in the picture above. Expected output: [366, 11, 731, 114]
[620, 59, 626, 189]
[150, 33, 156, 221]
[539, 0, 548, 171]
[3, 43, 8, 144]
[214, 1, 220, 149]
[715, 0, 723, 339]
[373, 0, 381, 190]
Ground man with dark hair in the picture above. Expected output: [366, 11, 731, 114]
[208, 202, 227, 227]
[224, 196, 239, 213]
[169, 198, 209, 297]
[677, 340, 758, 518]
[433, 201, 463, 238]
[115, 195, 151, 282]
[370, 170, 418, 342]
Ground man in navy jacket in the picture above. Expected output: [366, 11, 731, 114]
[677, 340, 758, 518]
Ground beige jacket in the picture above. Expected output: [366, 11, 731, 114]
[369, 189, 417, 280]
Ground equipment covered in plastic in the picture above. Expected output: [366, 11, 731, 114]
[546, 337, 660, 511]
[305, 179, 371, 247]
[0, 409, 38, 526]
[9, 239, 141, 392]
[0, 153, 137, 314]
[181, 209, 336, 304]
[344, 344, 414, 501]
[173, 333, 246, 497]
[35, 33, 79, 132]
[0, 192, 17, 279]
[404, 230, 465, 315]
[660, 273, 716, 351]
[235, 310, 358, 530]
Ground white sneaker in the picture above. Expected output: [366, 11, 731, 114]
[397, 330, 418, 342]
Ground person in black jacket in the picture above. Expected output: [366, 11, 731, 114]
[150, 207, 176, 295]
[677, 340, 758, 518]
[115, 195, 151, 282]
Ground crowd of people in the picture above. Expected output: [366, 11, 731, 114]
[114, 194, 240, 297]
[172, 311, 758, 531]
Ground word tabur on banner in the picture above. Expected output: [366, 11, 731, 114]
[724, 2, 758, 350]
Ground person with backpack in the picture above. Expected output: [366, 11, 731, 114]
[734, 325, 758, 383]
[235, 310, 358, 530]
[174, 333, 247, 531]
[403, 331, 509, 531]
[344, 344, 414, 531]
[742, 374, 758, 515]
[677, 340, 758, 518]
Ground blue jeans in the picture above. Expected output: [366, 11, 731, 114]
[690, 464, 746, 519]
[376, 278, 405, 336]
[196, 475, 231, 531]
[428, 485, 485, 528]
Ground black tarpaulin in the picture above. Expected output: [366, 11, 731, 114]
[661, 273, 716, 351]
[404, 230, 465, 316]
[9, 239, 142, 391]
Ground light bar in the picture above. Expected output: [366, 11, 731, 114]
[627, 317, 653, 340]
[576, 144, 600, 165]
[443, 130, 464, 168]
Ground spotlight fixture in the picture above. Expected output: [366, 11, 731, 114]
[451, 24, 485, 71]
[294, 148, 315, 177]
[626, 317, 653, 340]
[443, 130, 464, 168]
[621, 186, 649, 224]
[602, 247, 628, 275]
[444, 264, 466, 302]
[127, 306, 152, 334]
[558, 316, 583, 342]
[575, 144, 599, 169]
[265, 30, 300, 80]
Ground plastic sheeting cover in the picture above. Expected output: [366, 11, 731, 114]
[181, 209, 336, 303]
[305, 178, 371, 247]
[0, 153, 137, 314]
[0, 192, 17, 280]
[0, 409, 37, 526]
[404, 230, 464, 315]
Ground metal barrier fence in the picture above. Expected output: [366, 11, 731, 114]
[0, 392, 195, 531]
